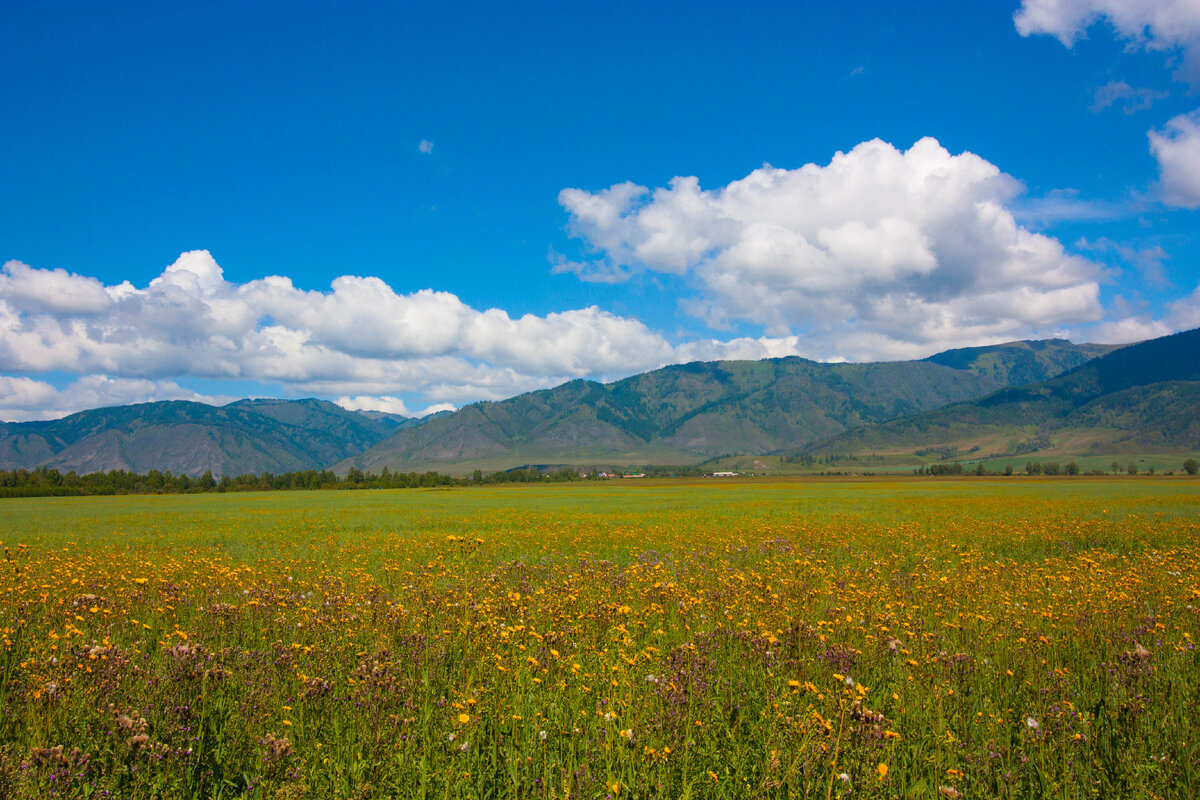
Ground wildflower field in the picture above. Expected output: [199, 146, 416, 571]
[1, 478, 1198, 799]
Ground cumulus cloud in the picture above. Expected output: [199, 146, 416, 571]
[0, 250, 851, 420]
[4, 130, 1195, 423]
[0, 252, 683, 381]
[1085, 294, 1200, 343]
[0, 252, 765, 420]
[0, 376, 58, 419]
[1015, 0, 1200, 81]
[0, 260, 116, 314]
[0, 375, 233, 422]
[418, 139, 434, 154]
[1075, 278, 1200, 344]
[334, 396, 455, 418]
[559, 137, 1110, 360]
[1148, 110, 1200, 208]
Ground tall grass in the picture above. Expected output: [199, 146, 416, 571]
[0, 478, 1197, 797]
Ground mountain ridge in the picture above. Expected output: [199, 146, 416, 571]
[0, 398, 409, 477]
[1, 335, 1170, 477]
[338, 337, 1125, 474]
[805, 328, 1200, 460]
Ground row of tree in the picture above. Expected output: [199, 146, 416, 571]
[916, 458, 1199, 476]
[0, 465, 589, 498]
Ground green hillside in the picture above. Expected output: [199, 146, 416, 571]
[0, 398, 404, 477]
[922, 338, 1121, 386]
[340, 352, 1043, 475]
[808, 328, 1200, 462]
[0, 337, 1142, 478]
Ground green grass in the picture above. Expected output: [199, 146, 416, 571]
[1, 478, 1198, 798]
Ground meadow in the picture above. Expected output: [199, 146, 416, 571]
[0, 478, 1197, 798]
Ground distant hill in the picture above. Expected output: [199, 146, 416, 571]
[922, 339, 1121, 387]
[0, 398, 409, 477]
[0, 337, 1136, 478]
[338, 338, 1119, 475]
[808, 328, 1200, 459]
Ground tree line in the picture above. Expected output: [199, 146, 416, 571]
[0, 465, 589, 498]
[916, 458, 1199, 477]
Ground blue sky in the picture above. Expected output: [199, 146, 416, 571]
[2, 0, 1198, 420]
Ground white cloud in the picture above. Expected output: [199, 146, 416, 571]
[2, 125, 1194, 424]
[549, 250, 632, 284]
[0, 251, 745, 420]
[1077, 236, 1171, 288]
[1148, 110, 1200, 208]
[1015, 2, 1200, 210]
[1167, 286, 1200, 330]
[1012, 188, 1125, 224]
[0, 260, 113, 314]
[559, 137, 1108, 360]
[0, 376, 58, 419]
[0, 375, 233, 422]
[1090, 80, 1168, 114]
[418, 139, 434, 154]
[1086, 316, 1175, 344]
[672, 335, 826, 363]
[2, 243, 963, 420]
[1015, 0, 1200, 81]
[334, 395, 416, 416]
[334, 395, 455, 418]
[1082, 282, 1200, 343]
[0, 252, 682, 382]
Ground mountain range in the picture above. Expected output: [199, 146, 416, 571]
[2, 334, 1167, 477]
[0, 398, 412, 477]
[335, 338, 1121, 474]
[807, 327, 1200, 461]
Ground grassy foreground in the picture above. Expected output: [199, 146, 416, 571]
[1, 478, 1198, 798]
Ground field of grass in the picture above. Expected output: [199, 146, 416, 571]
[1, 478, 1198, 798]
[703, 452, 1200, 477]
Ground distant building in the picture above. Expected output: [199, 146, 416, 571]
[621, 473, 646, 478]
[711, 471, 739, 477]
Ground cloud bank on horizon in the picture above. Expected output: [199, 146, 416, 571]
[0, 251, 812, 421]
[1, 0, 1198, 423]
